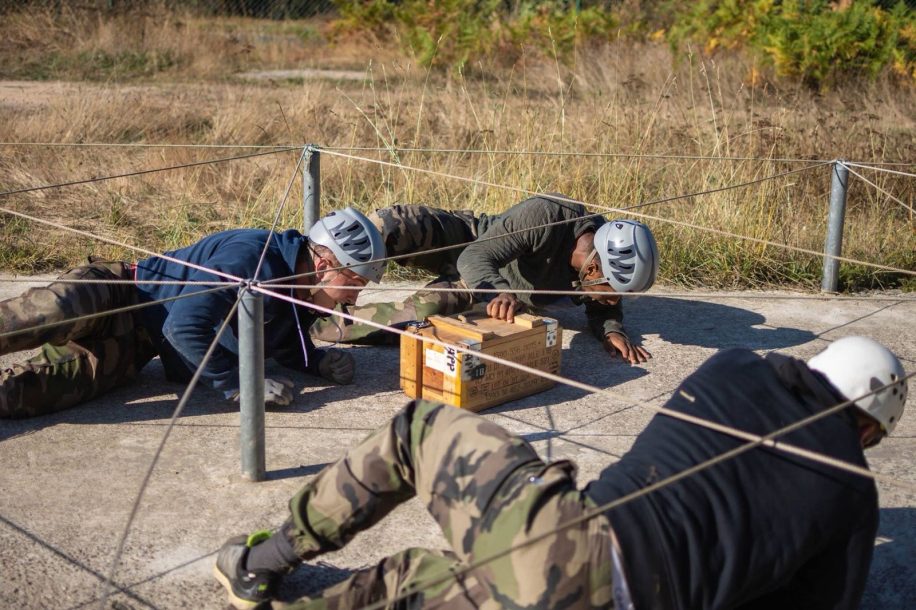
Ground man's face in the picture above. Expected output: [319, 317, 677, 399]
[579, 266, 621, 305]
[310, 261, 369, 310]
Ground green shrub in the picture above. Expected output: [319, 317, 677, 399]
[508, 4, 618, 58]
[334, 0, 914, 84]
[761, 1, 912, 86]
[332, 0, 619, 71]
[668, 0, 762, 53]
[667, 0, 915, 88]
[333, 0, 399, 31]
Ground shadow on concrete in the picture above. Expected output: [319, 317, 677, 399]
[861, 507, 916, 609]
[330, 306, 649, 415]
[0, 387, 226, 443]
[0, 298, 814, 443]
[266, 462, 330, 481]
[547, 295, 816, 409]
[281, 561, 354, 602]
[0, 360, 345, 442]
[616, 296, 817, 351]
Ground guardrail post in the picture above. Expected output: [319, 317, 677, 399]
[239, 287, 265, 481]
[821, 160, 849, 293]
[303, 145, 320, 233]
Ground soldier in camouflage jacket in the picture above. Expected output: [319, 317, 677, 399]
[215, 340, 904, 609]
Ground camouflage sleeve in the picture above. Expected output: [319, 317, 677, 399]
[584, 298, 625, 341]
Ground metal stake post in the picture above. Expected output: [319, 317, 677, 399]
[239, 287, 265, 481]
[821, 160, 849, 293]
[303, 145, 320, 233]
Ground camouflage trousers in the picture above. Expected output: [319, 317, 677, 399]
[278, 399, 616, 610]
[311, 204, 481, 345]
[310, 279, 474, 345]
[369, 204, 482, 278]
[0, 261, 156, 418]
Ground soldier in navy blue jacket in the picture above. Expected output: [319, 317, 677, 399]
[0, 207, 385, 418]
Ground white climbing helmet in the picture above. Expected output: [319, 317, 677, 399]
[308, 207, 386, 283]
[592, 220, 659, 293]
[808, 336, 908, 434]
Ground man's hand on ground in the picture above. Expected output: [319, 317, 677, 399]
[603, 332, 651, 365]
[318, 348, 355, 385]
[487, 293, 524, 323]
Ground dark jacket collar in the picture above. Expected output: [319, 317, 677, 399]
[765, 352, 852, 416]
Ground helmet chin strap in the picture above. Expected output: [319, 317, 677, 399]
[307, 247, 336, 297]
[573, 248, 605, 289]
[309, 276, 341, 305]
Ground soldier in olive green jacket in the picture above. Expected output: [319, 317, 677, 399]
[312, 194, 658, 364]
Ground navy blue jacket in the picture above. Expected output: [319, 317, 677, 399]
[134, 229, 324, 392]
[586, 349, 877, 610]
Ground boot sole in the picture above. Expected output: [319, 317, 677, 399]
[212, 563, 263, 610]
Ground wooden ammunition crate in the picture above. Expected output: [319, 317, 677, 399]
[400, 312, 562, 412]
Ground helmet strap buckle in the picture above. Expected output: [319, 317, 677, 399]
[573, 249, 606, 289]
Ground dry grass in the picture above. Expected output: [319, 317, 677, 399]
[0, 5, 913, 290]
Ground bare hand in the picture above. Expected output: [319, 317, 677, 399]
[603, 332, 651, 365]
[486, 293, 524, 323]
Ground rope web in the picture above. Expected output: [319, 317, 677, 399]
[0, 141, 911, 608]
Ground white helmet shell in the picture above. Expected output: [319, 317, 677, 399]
[808, 336, 907, 434]
[593, 220, 659, 293]
[308, 207, 386, 283]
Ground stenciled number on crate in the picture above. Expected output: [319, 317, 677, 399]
[460, 340, 486, 381]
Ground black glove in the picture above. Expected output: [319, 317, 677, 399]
[318, 349, 355, 385]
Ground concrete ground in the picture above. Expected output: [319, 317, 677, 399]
[0, 280, 914, 609]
